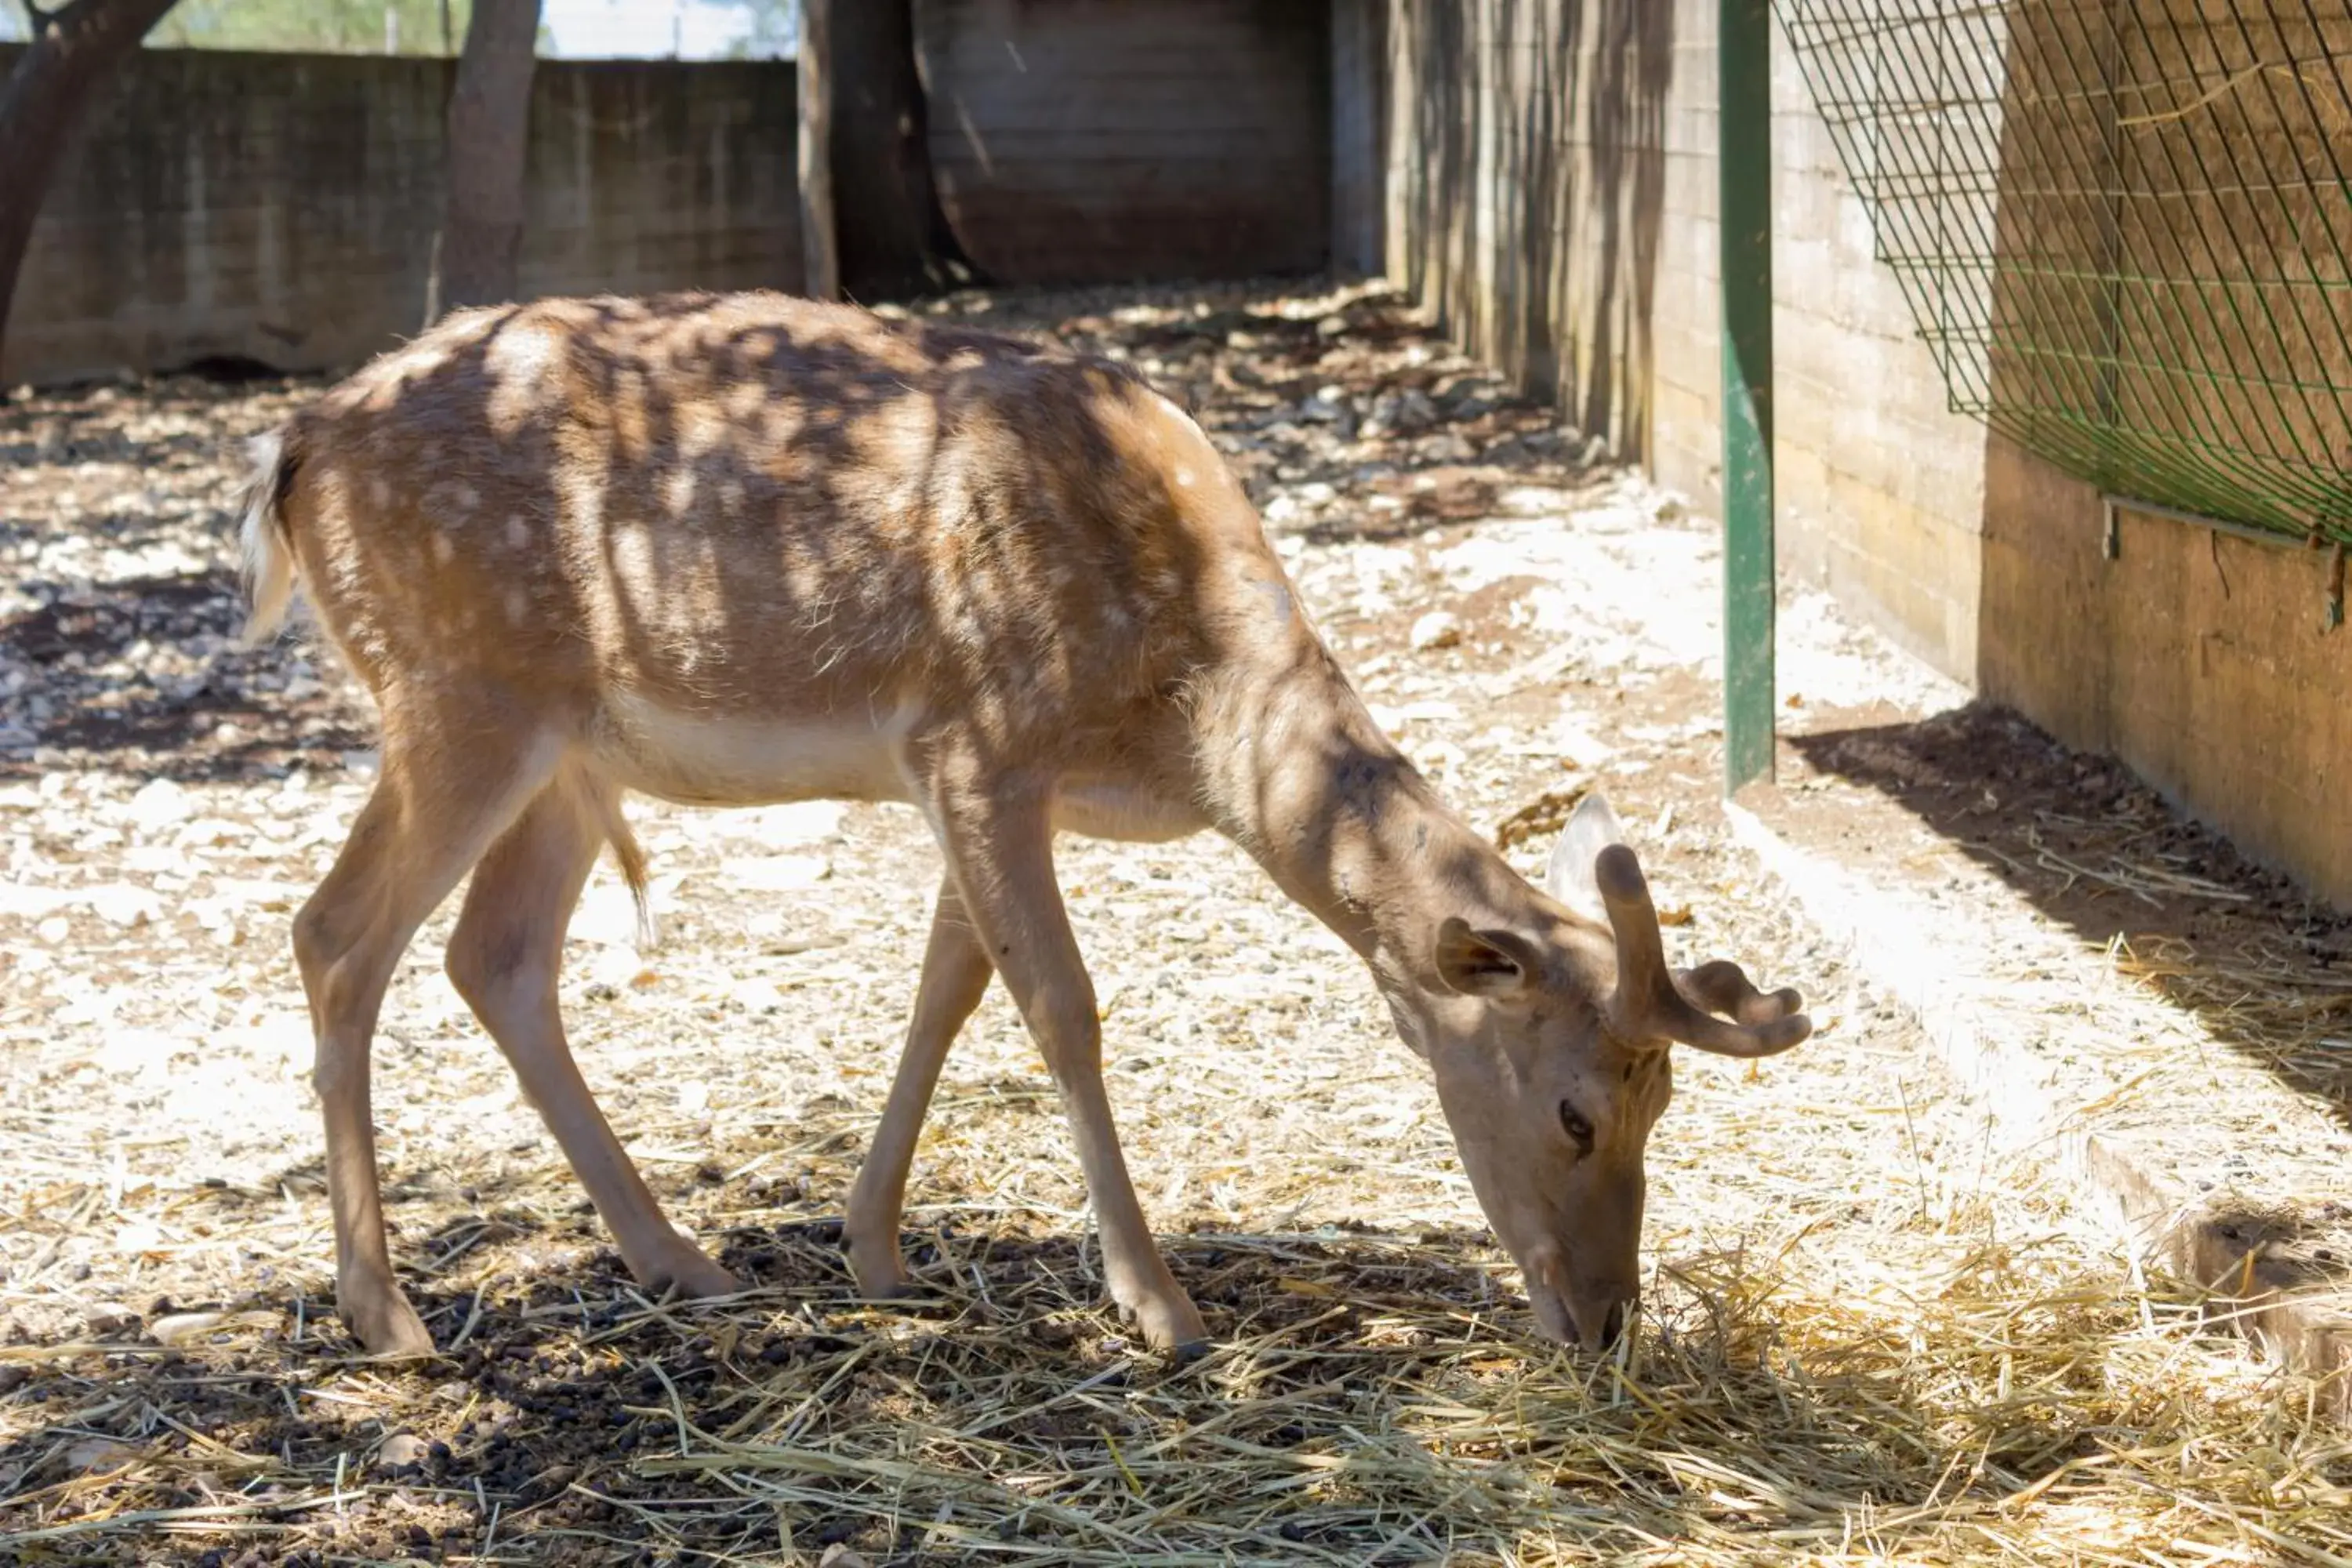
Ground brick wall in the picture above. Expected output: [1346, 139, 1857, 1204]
[2, 49, 800, 387]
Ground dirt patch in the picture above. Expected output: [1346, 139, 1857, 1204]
[2, 281, 2343, 1564]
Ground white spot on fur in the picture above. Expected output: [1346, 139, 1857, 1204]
[368, 477, 391, 509]
[558, 468, 605, 534]
[485, 326, 560, 433]
[432, 533, 456, 566]
[611, 524, 655, 591]
[506, 515, 530, 550]
[1174, 467, 1196, 488]
[505, 587, 530, 624]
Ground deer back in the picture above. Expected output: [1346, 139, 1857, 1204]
[269, 293, 1290, 800]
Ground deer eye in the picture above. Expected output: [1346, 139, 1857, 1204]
[1559, 1101, 1595, 1151]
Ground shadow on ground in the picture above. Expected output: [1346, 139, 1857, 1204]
[1789, 701, 2352, 1135]
[0, 570, 372, 784]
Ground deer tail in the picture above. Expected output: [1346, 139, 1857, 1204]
[236, 427, 303, 644]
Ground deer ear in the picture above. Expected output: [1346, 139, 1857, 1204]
[1434, 916, 1541, 1000]
[1546, 790, 1626, 923]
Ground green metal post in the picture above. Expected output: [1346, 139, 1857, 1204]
[1719, 0, 1776, 793]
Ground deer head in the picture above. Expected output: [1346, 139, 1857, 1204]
[1393, 793, 1812, 1351]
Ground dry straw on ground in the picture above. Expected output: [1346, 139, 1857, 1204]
[3, 1229, 2345, 1564]
[2, 281, 2347, 1564]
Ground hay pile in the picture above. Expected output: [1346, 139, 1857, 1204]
[4, 1229, 2343, 1563]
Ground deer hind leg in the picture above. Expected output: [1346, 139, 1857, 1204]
[931, 768, 1209, 1354]
[844, 877, 993, 1298]
[445, 771, 739, 1302]
[294, 707, 562, 1359]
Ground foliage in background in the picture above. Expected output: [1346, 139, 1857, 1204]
[10, 0, 800, 59]
[147, 0, 477, 54]
[726, 0, 792, 60]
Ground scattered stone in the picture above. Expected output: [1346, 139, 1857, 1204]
[64, 1438, 137, 1476]
[376, 1432, 431, 1471]
[124, 777, 193, 831]
[87, 884, 163, 928]
[1410, 611, 1464, 652]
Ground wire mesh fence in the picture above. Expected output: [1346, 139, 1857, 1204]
[1774, 0, 2352, 542]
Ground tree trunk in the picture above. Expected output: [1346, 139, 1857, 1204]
[434, 0, 543, 318]
[829, 0, 971, 298]
[798, 0, 838, 301]
[0, 0, 181, 387]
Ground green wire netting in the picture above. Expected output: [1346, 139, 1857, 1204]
[1772, 1, 2352, 542]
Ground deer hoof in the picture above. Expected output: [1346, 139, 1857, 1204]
[343, 1287, 435, 1361]
[844, 1236, 913, 1300]
[1127, 1293, 1210, 1355]
[856, 1274, 924, 1303]
[646, 1248, 742, 1301]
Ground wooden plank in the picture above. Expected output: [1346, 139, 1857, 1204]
[917, 0, 1330, 285]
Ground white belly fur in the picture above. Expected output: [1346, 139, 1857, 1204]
[590, 694, 1208, 842]
[593, 691, 916, 807]
[1051, 781, 1208, 842]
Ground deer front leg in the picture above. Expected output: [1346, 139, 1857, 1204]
[845, 879, 993, 1298]
[931, 771, 1209, 1354]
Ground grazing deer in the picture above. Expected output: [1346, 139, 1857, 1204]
[238, 292, 1811, 1360]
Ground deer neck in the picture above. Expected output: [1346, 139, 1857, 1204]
[1190, 653, 1538, 989]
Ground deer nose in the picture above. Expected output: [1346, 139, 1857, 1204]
[1574, 1289, 1635, 1352]
[1599, 1297, 1629, 1349]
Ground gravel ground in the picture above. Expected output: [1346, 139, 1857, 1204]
[0, 280, 2338, 1566]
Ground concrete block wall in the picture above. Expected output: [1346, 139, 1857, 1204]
[2, 49, 800, 387]
[1383, 0, 1987, 681]
[1383, 0, 1678, 455]
[917, 0, 1333, 286]
[1385, 0, 2352, 908]
[1641, 0, 1987, 682]
[1979, 447, 2352, 906]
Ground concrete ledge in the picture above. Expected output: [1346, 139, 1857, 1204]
[1728, 797, 2352, 1417]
